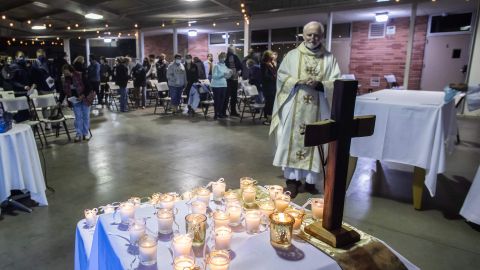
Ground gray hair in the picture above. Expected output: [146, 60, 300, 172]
[303, 21, 325, 35]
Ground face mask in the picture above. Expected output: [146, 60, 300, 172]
[175, 59, 181, 64]
[218, 58, 225, 63]
[186, 59, 192, 64]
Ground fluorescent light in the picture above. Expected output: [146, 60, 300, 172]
[32, 1, 49, 8]
[32, 25, 46, 30]
[375, 12, 389, 22]
[85, 13, 104, 20]
[103, 38, 112, 43]
[188, 30, 198, 37]
[222, 34, 229, 39]
[188, 20, 197, 24]
[376, 0, 390, 2]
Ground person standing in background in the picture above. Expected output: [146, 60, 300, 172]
[203, 53, 213, 81]
[100, 57, 112, 106]
[211, 52, 232, 120]
[8, 51, 32, 122]
[31, 49, 55, 129]
[156, 53, 169, 83]
[52, 52, 69, 104]
[166, 54, 187, 113]
[146, 54, 157, 80]
[115, 57, 130, 112]
[272, 51, 279, 69]
[131, 60, 147, 109]
[246, 59, 263, 104]
[87, 54, 101, 107]
[194, 57, 206, 80]
[223, 45, 242, 117]
[184, 54, 199, 113]
[261, 50, 277, 126]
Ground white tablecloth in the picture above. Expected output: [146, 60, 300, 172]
[351, 90, 457, 196]
[75, 200, 418, 270]
[460, 166, 480, 225]
[0, 124, 48, 205]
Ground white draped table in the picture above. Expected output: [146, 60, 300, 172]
[0, 124, 48, 205]
[75, 199, 418, 270]
[350, 90, 457, 209]
[460, 166, 480, 225]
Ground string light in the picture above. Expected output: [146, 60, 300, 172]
[2, 15, 6, 20]
[67, 26, 71, 30]
[56, 37, 60, 40]
[105, 24, 109, 28]
[83, 28, 86, 32]
[9, 22, 13, 27]
[48, 23, 52, 27]
[134, 24, 138, 28]
[27, 20, 31, 24]
[236, 22, 240, 26]
[78, 36, 81, 39]
[12, 38, 15, 41]
[75, 23, 79, 27]
[96, 30, 100, 33]
[213, 22, 216, 27]
[162, 22, 165, 27]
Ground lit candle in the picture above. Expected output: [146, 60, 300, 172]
[245, 210, 261, 234]
[212, 181, 226, 201]
[266, 185, 284, 200]
[156, 209, 174, 234]
[214, 226, 232, 250]
[226, 203, 242, 226]
[285, 208, 304, 233]
[182, 191, 193, 201]
[173, 256, 196, 270]
[84, 208, 97, 228]
[212, 211, 230, 228]
[159, 194, 175, 210]
[195, 187, 211, 204]
[139, 235, 157, 266]
[207, 250, 230, 270]
[191, 201, 207, 215]
[129, 218, 146, 245]
[258, 201, 275, 217]
[172, 234, 193, 257]
[150, 193, 161, 204]
[223, 191, 239, 204]
[275, 194, 291, 212]
[311, 198, 324, 220]
[240, 177, 256, 193]
[119, 202, 135, 224]
[129, 197, 142, 208]
[242, 186, 256, 204]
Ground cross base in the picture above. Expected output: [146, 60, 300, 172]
[304, 220, 361, 248]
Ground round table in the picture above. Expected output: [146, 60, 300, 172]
[0, 124, 48, 206]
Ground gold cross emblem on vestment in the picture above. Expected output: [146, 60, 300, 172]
[303, 95, 314, 104]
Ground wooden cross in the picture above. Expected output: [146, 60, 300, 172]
[303, 80, 376, 247]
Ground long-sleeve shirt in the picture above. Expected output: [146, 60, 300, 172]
[115, 64, 129, 88]
[210, 63, 231, 88]
[166, 63, 187, 87]
[87, 61, 101, 82]
[156, 60, 169, 82]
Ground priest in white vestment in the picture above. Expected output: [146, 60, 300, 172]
[269, 21, 341, 198]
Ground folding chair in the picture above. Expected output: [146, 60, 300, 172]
[384, 74, 404, 89]
[239, 85, 265, 123]
[107, 82, 120, 111]
[198, 80, 214, 119]
[0, 91, 16, 99]
[0, 96, 46, 146]
[153, 82, 171, 114]
[147, 79, 159, 106]
[31, 94, 71, 143]
[127, 81, 136, 109]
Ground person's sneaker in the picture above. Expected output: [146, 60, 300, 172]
[303, 183, 320, 195]
[285, 179, 301, 199]
[230, 112, 240, 117]
[83, 136, 90, 142]
[74, 136, 82, 143]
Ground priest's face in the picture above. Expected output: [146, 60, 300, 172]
[303, 24, 323, 49]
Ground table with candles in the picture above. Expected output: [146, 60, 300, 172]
[75, 177, 419, 270]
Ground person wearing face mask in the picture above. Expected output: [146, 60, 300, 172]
[223, 45, 243, 117]
[8, 51, 33, 122]
[211, 52, 232, 120]
[166, 54, 187, 113]
[184, 54, 199, 114]
[203, 53, 214, 81]
[155, 53, 169, 83]
[269, 21, 341, 198]
[53, 52, 69, 104]
[1, 56, 14, 90]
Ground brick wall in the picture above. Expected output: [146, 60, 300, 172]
[349, 16, 428, 91]
[188, 33, 209, 61]
[144, 34, 188, 61]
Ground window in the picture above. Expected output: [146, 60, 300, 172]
[332, 23, 351, 39]
[369, 23, 386, 39]
[251, 30, 268, 43]
[228, 31, 244, 45]
[271, 27, 297, 42]
[209, 33, 226, 45]
[430, 13, 472, 34]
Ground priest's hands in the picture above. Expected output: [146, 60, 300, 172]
[297, 78, 324, 91]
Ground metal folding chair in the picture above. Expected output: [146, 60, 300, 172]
[153, 82, 171, 114]
[239, 85, 265, 123]
[31, 94, 71, 144]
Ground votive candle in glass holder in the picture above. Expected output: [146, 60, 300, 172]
[275, 193, 291, 212]
[158, 193, 175, 210]
[173, 255, 196, 270]
[207, 250, 230, 270]
[244, 210, 262, 234]
[311, 198, 324, 220]
[214, 226, 232, 250]
[191, 200, 207, 215]
[212, 181, 226, 202]
[266, 185, 284, 200]
[128, 197, 142, 208]
[242, 186, 256, 204]
[223, 190, 239, 204]
[129, 218, 146, 245]
[102, 204, 115, 214]
[119, 202, 135, 224]
[139, 234, 157, 266]
[258, 200, 276, 224]
[240, 177, 256, 193]
[172, 234, 193, 257]
[226, 203, 242, 227]
[195, 187, 211, 205]
[185, 214, 207, 246]
[84, 208, 98, 228]
[156, 208, 174, 234]
[212, 210, 230, 228]
[150, 193, 161, 205]
[285, 208, 305, 234]
[269, 213, 294, 249]
[182, 191, 193, 201]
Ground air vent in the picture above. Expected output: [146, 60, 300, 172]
[369, 23, 386, 39]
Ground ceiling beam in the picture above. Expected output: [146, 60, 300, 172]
[209, 0, 242, 14]
[0, 1, 33, 13]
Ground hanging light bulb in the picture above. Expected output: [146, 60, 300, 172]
[213, 22, 216, 27]
[67, 26, 71, 30]
[27, 20, 32, 24]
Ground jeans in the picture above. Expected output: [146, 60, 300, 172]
[134, 86, 146, 107]
[89, 81, 100, 104]
[72, 102, 90, 137]
[212, 87, 227, 117]
[224, 79, 238, 115]
[119, 87, 128, 112]
[169, 85, 184, 106]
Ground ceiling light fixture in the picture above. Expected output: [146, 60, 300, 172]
[213, 22, 216, 27]
[375, 12, 389, 22]
[188, 29, 198, 37]
[27, 20, 32, 24]
[67, 26, 71, 30]
[85, 13, 103, 20]
[48, 23, 52, 27]
[9, 22, 14, 27]
[1, 15, 6, 20]
[32, 24, 47, 30]
[33, 1, 49, 8]
[134, 24, 138, 28]
[105, 24, 109, 28]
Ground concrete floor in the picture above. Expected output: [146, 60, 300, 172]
[0, 107, 479, 270]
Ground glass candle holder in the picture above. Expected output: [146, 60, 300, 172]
[172, 234, 193, 257]
[258, 200, 276, 224]
[212, 181, 226, 202]
[84, 208, 98, 228]
[242, 186, 256, 204]
[159, 193, 175, 210]
[269, 213, 294, 249]
[214, 226, 232, 250]
[244, 210, 262, 234]
[240, 177, 257, 193]
[128, 197, 142, 208]
[139, 234, 157, 266]
[129, 218, 146, 245]
[266, 185, 284, 200]
[226, 203, 242, 227]
[285, 208, 305, 234]
[195, 187, 211, 205]
[311, 198, 324, 220]
[274, 193, 291, 212]
[182, 191, 193, 201]
[119, 202, 135, 224]
[191, 200, 207, 215]
[174, 255, 196, 270]
[207, 250, 230, 270]
[185, 214, 207, 246]
[150, 193, 161, 205]
[223, 190, 239, 204]
[157, 208, 174, 234]
[212, 210, 230, 228]
[102, 204, 115, 214]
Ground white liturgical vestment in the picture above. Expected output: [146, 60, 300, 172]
[269, 42, 341, 180]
